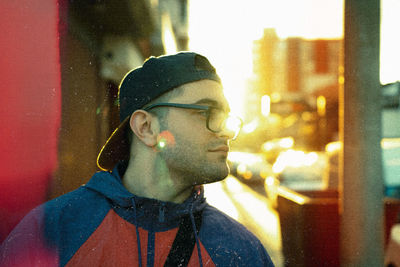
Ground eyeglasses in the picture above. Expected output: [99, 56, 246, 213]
[143, 103, 243, 140]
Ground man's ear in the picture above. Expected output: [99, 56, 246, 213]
[129, 110, 159, 147]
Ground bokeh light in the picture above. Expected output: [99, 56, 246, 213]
[188, 0, 344, 119]
[157, 130, 176, 150]
[189, 0, 400, 122]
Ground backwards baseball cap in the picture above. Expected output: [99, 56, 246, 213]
[97, 52, 221, 171]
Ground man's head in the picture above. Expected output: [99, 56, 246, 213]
[97, 52, 242, 183]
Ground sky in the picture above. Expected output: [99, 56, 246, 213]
[188, 0, 400, 116]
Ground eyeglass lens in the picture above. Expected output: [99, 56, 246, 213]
[208, 108, 242, 138]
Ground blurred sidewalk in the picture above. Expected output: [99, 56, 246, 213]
[204, 176, 284, 267]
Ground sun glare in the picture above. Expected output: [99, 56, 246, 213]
[162, 14, 178, 54]
[188, 0, 400, 120]
[188, 0, 344, 119]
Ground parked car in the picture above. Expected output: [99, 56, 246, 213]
[325, 139, 400, 199]
[271, 149, 328, 191]
[227, 151, 274, 185]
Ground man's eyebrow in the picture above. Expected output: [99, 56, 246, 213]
[192, 98, 230, 112]
[193, 98, 220, 106]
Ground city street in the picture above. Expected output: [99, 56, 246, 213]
[204, 176, 284, 267]
[2, 1, 396, 265]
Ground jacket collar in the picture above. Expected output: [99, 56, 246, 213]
[84, 163, 207, 230]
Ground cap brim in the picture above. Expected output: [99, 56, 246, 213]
[97, 116, 130, 171]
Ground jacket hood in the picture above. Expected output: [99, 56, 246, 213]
[84, 164, 207, 230]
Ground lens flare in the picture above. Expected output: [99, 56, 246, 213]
[157, 130, 175, 150]
[225, 116, 241, 131]
[157, 140, 166, 149]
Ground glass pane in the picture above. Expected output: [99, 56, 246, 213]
[208, 108, 227, 131]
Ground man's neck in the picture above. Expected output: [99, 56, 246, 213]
[122, 157, 193, 204]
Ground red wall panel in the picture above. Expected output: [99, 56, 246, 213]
[0, 0, 61, 242]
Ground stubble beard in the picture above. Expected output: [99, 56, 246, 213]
[158, 135, 230, 187]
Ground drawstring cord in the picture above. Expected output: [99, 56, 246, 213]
[159, 204, 166, 223]
[131, 198, 143, 267]
[189, 205, 203, 267]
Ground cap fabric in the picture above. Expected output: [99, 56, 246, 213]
[97, 52, 221, 171]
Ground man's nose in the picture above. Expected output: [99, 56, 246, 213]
[217, 126, 236, 140]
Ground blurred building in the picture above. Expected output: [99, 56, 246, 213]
[252, 28, 341, 98]
[53, 0, 189, 197]
[248, 28, 342, 149]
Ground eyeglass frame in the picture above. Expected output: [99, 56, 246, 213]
[143, 102, 243, 139]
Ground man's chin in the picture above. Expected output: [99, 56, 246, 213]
[201, 175, 227, 185]
[202, 164, 230, 184]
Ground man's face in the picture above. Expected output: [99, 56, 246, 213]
[157, 79, 234, 186]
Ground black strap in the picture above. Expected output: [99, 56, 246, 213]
[164, 211, 203, 267]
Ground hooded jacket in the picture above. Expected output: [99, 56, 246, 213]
[0, 165, 274, 267]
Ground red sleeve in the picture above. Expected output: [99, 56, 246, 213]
[0, 207, 59, 267]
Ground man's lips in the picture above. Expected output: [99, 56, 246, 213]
[208, 146, 229, 153]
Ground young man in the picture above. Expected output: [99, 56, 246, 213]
[0, 52, 274, 266]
